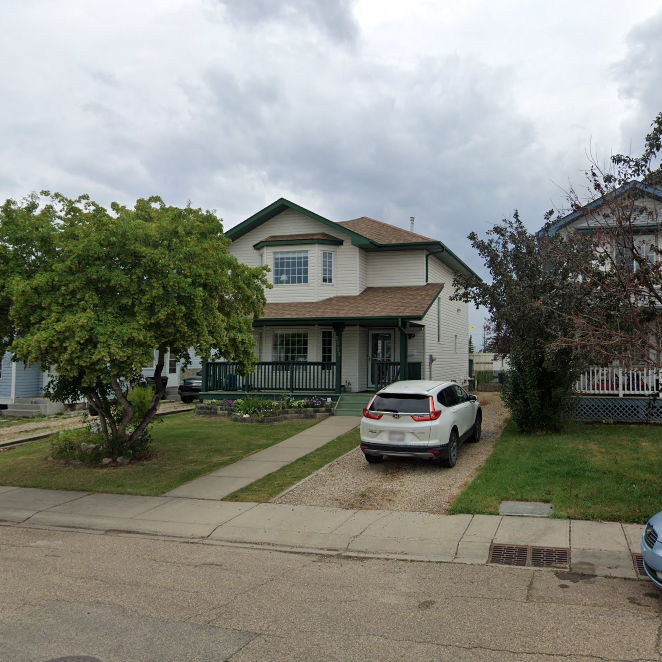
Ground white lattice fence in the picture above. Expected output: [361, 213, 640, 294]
[574, 396, 662, 422]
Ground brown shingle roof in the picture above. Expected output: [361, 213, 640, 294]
[259, 284, 443, 321]
[338, 217, 435, 244]
[258, 232, 342, 243]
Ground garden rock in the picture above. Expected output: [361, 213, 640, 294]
[116, 456, 129, 466]
[101, 458, 112, 465]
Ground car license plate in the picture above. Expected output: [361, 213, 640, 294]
[388, 431, 405, 442]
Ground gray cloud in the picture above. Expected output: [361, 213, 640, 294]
[613, 8, 662, 155]
[217, 0, 358, 44]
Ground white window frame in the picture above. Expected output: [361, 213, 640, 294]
[273, 250, 309, 285]
[272, 330, 309, 362]
[321, 250, 334, 284]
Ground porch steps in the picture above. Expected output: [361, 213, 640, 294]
[334, 393, 372, 417]
[1, 398, 65, 418]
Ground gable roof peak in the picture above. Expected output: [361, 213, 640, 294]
[338, 216, 435, 244]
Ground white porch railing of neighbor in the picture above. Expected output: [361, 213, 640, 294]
[575, 366, 662, 397]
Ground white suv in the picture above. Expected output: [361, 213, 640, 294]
[360, 380, 481, 468]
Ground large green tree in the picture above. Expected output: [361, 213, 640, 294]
[1, 193, 269, 455]
[452, 214, 596, 433]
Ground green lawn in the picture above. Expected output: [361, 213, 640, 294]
[450, 420, 662, 523]
[0, 412, 319, 496]
[225, 429, 360, 503]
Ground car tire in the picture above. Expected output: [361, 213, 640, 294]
[468, 411, 482, 443]
[365, 454, 384, 464]
[441, 429, 459, 468]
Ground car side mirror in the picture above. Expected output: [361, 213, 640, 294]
[468, 394, 477, 402]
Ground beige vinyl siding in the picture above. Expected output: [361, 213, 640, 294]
[227, 209, 361, 302]
[358, 249, 368, 293]
[424, 256, 469, 385]
[366, 250, 426, 287]
[407, 325, 425, 376]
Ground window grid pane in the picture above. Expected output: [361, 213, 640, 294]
[274, 251, 308, 284]
[322, 251, 333, 284]
[273, 332, 308, 362]
[322, 330, 333, 363]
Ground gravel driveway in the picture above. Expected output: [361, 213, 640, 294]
[273, 392, 508, 514]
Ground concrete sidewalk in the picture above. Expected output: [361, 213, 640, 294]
[163, 415, 361, 500]
[0, 486, 646, 580]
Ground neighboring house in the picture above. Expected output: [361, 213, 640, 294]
[0, 347, 193, 412]
[540, 183, 662, 415]
[0, 353, 45, 406]
[203, 198, 478, 394]
[540, 181, 662, 240]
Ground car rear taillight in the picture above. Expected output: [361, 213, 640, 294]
[363, 395, 383, 420]
[411, 396, 441, 422]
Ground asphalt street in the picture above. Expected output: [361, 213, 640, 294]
[0, 525, 660, 662]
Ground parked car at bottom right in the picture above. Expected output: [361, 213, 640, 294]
[360, 380, 481, 468]
[641, 511, 662, 590]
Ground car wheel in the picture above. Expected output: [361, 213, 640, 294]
[441, 429, 459, 468]
[468, 411, 482, 443]
[365, 454, 384, 464]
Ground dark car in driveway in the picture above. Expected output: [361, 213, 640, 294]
[178, 372, 202, 403]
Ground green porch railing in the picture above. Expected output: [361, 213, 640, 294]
[205, 361, 337, 392]
[371, 361, 422, 391]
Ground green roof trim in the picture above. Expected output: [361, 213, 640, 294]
[421, 283, 444, 318]
[225, 197, 480, 280]
[225, 198, 372, 246]
[253, 315, 425, 326]
[253, 237, 343, 250]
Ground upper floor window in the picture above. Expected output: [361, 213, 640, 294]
[274, 251, 308, 285]
[322, 251, 334, 283]
[615, 234, 657, 272]
[322, 251, 333, 284]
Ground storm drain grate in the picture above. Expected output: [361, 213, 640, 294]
[489, 544, 570, 569]
[632, 553, 646, 577]
[531, 546, 570, 568]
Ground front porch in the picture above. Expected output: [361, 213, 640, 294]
[201, 320, 424, 396]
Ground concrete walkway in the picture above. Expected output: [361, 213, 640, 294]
[163, 415, 361, 499]
[0, 486, 646, 580]
[0, 412, 649, 582]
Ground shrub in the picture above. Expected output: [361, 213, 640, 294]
[50, 428, 105, 465]
[128, 385, 158, 422]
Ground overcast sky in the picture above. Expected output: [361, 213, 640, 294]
[1, 0, 661, 342]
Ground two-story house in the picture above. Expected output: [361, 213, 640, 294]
[202, 198, 478, 396]
[539, 182, 662, 405]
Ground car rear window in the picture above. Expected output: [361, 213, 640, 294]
[369, 394, 430, 414]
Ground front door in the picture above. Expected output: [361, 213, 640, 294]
[369, 330, 395, 388]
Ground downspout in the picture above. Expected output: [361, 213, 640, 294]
[397, 317, 409, 381]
